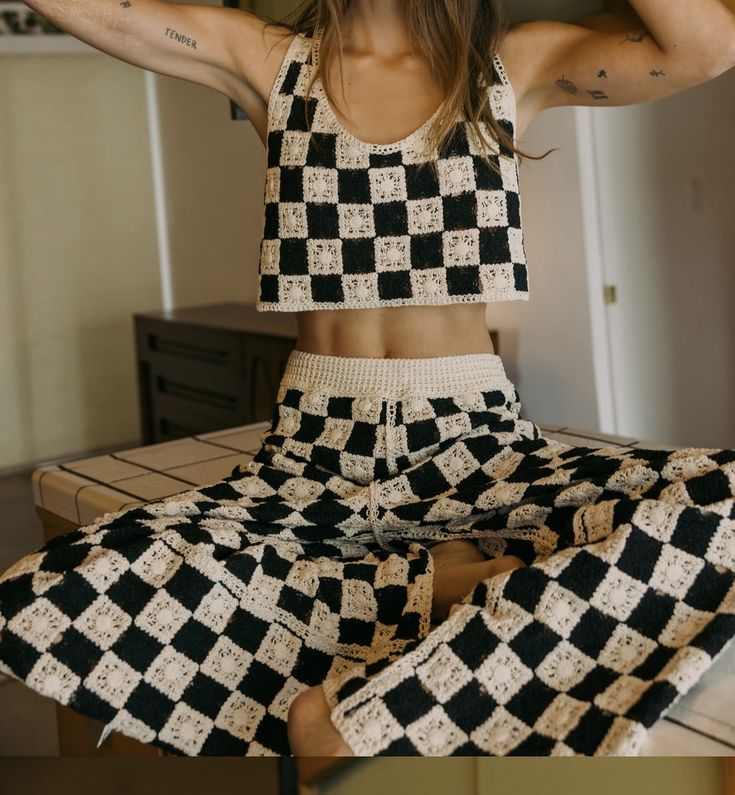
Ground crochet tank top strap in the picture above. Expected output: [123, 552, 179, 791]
[265, 30, 311, 126]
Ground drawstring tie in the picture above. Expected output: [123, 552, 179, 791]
[368, 480, 401, 553]
[366, 397, 403, 553]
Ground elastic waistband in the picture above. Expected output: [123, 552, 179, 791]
[279, 349, 512, 398]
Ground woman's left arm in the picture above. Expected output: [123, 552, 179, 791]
[500, 0, 735, 115]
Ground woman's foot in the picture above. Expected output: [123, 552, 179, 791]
[287, 685, 355, 757]
[429, 539, 526, 622]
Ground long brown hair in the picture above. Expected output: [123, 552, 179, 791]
[259, 0, 555, 176]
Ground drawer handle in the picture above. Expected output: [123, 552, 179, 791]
[159, 418, 202, 438]
[149, 334, 229, 363]
[157, 377, 237, 410]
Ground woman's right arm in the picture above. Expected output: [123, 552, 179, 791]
[22, 0, 289, 112]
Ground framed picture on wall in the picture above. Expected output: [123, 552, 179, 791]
[0, 1, 97, 53]
[0, 1, 62, 34]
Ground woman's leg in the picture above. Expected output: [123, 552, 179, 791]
[427, 541, 527, 623]
[288, 540, 527, 754]
[0, 483, 438, 756]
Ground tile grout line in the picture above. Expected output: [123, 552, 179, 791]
[57, 451, 257, 507]
[662, 715, 735, 750]
[106, 447, 255, 476]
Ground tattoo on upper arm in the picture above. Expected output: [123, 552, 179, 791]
[556, 75, 578, 94]
[620, 30, 651, 45]
[650, 69, 666, 77]
[597, 69, 608, 78]
[165, 28, 198, 50]
[120, 1, 131, 7]
[555, 75, 609, 101]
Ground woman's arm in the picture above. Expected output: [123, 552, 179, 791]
[500, 0, 735, 115]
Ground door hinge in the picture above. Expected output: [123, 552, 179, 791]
[603, 284, 617, 305]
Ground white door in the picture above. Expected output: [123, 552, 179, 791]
[582, 70, 735, 448]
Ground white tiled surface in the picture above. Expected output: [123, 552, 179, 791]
[539, 425, 683, 452]
[33, 423, 271, 525]
[110, 472, 195, 502]
[65, 455, 151, 482]
[559, 425, 640, 447]
[197, 424, 268, 452]
[654, 636, 735, 752]
[31, 465, 58, 507]
[76, 486, 142, 527]
[37, 470, 98, 525]
[30, 419, 735, 754]
[639, 717, 735, 755]
[629, 439, 683, 452]
[166, 453, 252, 487]
[542, 431, 620, 448]
[115, 437, 240, 470]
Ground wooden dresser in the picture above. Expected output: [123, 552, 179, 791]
[134, 303, 298, 444]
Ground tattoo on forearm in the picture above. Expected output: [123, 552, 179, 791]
[620, 30, 651, 45]
[120, 1, 131, 7]
[165, 28, 198, 50]
[556, 75, 578, 94]
[587, 89, 608, 100]
[650, 69, 666, 77]
[597, 69, 608, 78]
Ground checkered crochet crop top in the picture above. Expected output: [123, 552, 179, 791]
[256, 27, 529, 312]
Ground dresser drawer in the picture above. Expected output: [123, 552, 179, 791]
[137, 321, 242, 377]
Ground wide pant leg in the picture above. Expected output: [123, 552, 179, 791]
[0, 459, 435, 756]
[322, 441, 735, 755]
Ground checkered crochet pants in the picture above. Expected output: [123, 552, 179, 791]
[1, 350, 735, 756]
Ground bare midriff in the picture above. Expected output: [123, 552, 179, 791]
[294, 303, 495, 359]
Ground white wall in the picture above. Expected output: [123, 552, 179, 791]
[484, 108, 600, 430]
[593, 69, 735, 448]
[153, 72, 265, 307]
[0, 1, 267, 472]
[0, 55, 161, 470]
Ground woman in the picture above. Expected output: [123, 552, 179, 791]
[2, 0, 735, 757]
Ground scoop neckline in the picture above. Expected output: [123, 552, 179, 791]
[310, 27, 447, 154]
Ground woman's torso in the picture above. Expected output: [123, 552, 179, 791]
[251, 27, 532, 359]
[295, 302, 495, 357]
